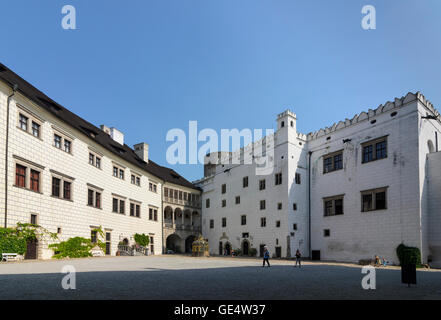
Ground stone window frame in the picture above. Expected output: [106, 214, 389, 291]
[148, 206, 158, 221]
[235, 196, 240, 205]
[13, 156, 45, 194]
[129, 199, 142, 218]
[87, 183, 103, 209]
[112, 162, 126, 180]
[111, 193, 127, 214]
[243, 176, 249, 188]
[222, 217, 227, 228]
[323, 149, 344, 174]
[52, 126, 74, 155]
[260, 217, 267, 227]
[50, 169, 75, 201]
[30, 213, 39, 225]
[361, 136, 388, 164]
[16, 104, 44, 140]
[149, 181, 158, 193]
[209, 219, 214, 229]
[361, 187, 388, 212]
[88, 148, 103, 170]
[241, 215, 247, 226]
[130, 171, 142, 187]
[324, 229, 331, 237]
[323, 194, 345, 217]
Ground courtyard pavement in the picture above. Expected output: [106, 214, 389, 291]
[0, 255, 440, 300]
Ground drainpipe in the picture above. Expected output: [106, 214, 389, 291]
[308, 151, 312, 259]
[4, 84, 18, 228]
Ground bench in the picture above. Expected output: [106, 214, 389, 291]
[1, 253, 18, 262]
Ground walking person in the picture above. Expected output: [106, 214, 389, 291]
[262, 246, 270, 267]
[295, 249, 301, 268]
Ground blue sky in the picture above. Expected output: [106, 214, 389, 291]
[1, 0, 441, 181]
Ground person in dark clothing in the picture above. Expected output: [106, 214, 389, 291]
[295, 249, 301, 268]
[263, 246, 270, 267]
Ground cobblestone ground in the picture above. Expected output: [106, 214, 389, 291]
[0, 255, 440, 300]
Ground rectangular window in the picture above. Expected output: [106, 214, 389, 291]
[119, 200, 125, 214]
[276, 221, 281, 228]
[89, 153, 95, 165]
[293, 203, 297, 211]
[112, 198, 118, 213]
[64, 139, 72, 153]
[153, 209, 157, 221]
[19, 114, 28, 131]
[135, 205, 140, 218]
[149, 208, 153, 220]
[91, 230, 97, 244]
[30, 214, 37, 225]
[324, 229, 330, 237]
[130, 203, 135, 216]
[275, 173, 282, 185]
[113, 167, 118, 177]
[31, 121, 40, 138]
[52, 177, 61, 197]
[295, 173, 301, 184]
[241, 215, 246, 225]
[222, 199, 226, 207]
[260, 200, 266, 210]
[259, 179, 266, 190]
[222, 217, 227, 228]
[54, 134, 62, 149]
[277, 203, 282, 210]
[63, 181, 71, 200]
[323, 195, 344, 216]
[362, 137, 387, 163]
[261, 217, 266, 227]
[323, 151, 344, 173]
[119, 169, 124, 180]
[136, 177, 140, 186]
[206, 198, 210, 208]
[361, 187, 388, 212]
[221, 184, 226, 194]
[243, 176, 249, 188]
[293, 224, 297, 231]
[96, 192, 101, 208]
[15, 164, 27, 188]
[95, 157, 101, 169]
[235, 196, 240, 204]
[30, 170, 40, 192]
[210, 220, 214, 229]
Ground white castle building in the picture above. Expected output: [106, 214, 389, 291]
[0, 63, 201, 259]
[195, 92, 441, 267]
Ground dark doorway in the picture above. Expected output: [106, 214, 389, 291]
[166, 234, 181, 253]
[105, 232, 111, 255]
[312, 250, 321, 261]
[275, 246, 282, 258]
[219, 242, 223, 255]
[242, 240, 249, 256]
[259, 244, 266, 257]
[25, 239, 38, 260]
[225, 243, 231, 256]
[185, 235, 196, 253]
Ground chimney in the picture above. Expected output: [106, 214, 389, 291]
[100, 125, 111, 135]
[110, 127, 124, 145]
[134, 142, 149, 163]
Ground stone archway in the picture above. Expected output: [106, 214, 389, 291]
[166, 234, 182, 253]
[185, 235, 196, 253]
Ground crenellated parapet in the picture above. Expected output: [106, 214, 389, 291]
[306, 92, 440, 141]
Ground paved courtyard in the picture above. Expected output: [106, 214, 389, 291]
[0, 255, 440, 300]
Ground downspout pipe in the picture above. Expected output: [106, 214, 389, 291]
[4, 84, 18, 228]
[308, 151, 312, 259]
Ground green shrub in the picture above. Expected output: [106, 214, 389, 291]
[0, 235, 27, 256]
[396, 243, 421, 266]
[248, 248, 257, 257]
[49, 237, 94, 259]
[134, 233, 150, 247]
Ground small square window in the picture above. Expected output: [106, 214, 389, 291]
[324, 229, 330, 237]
